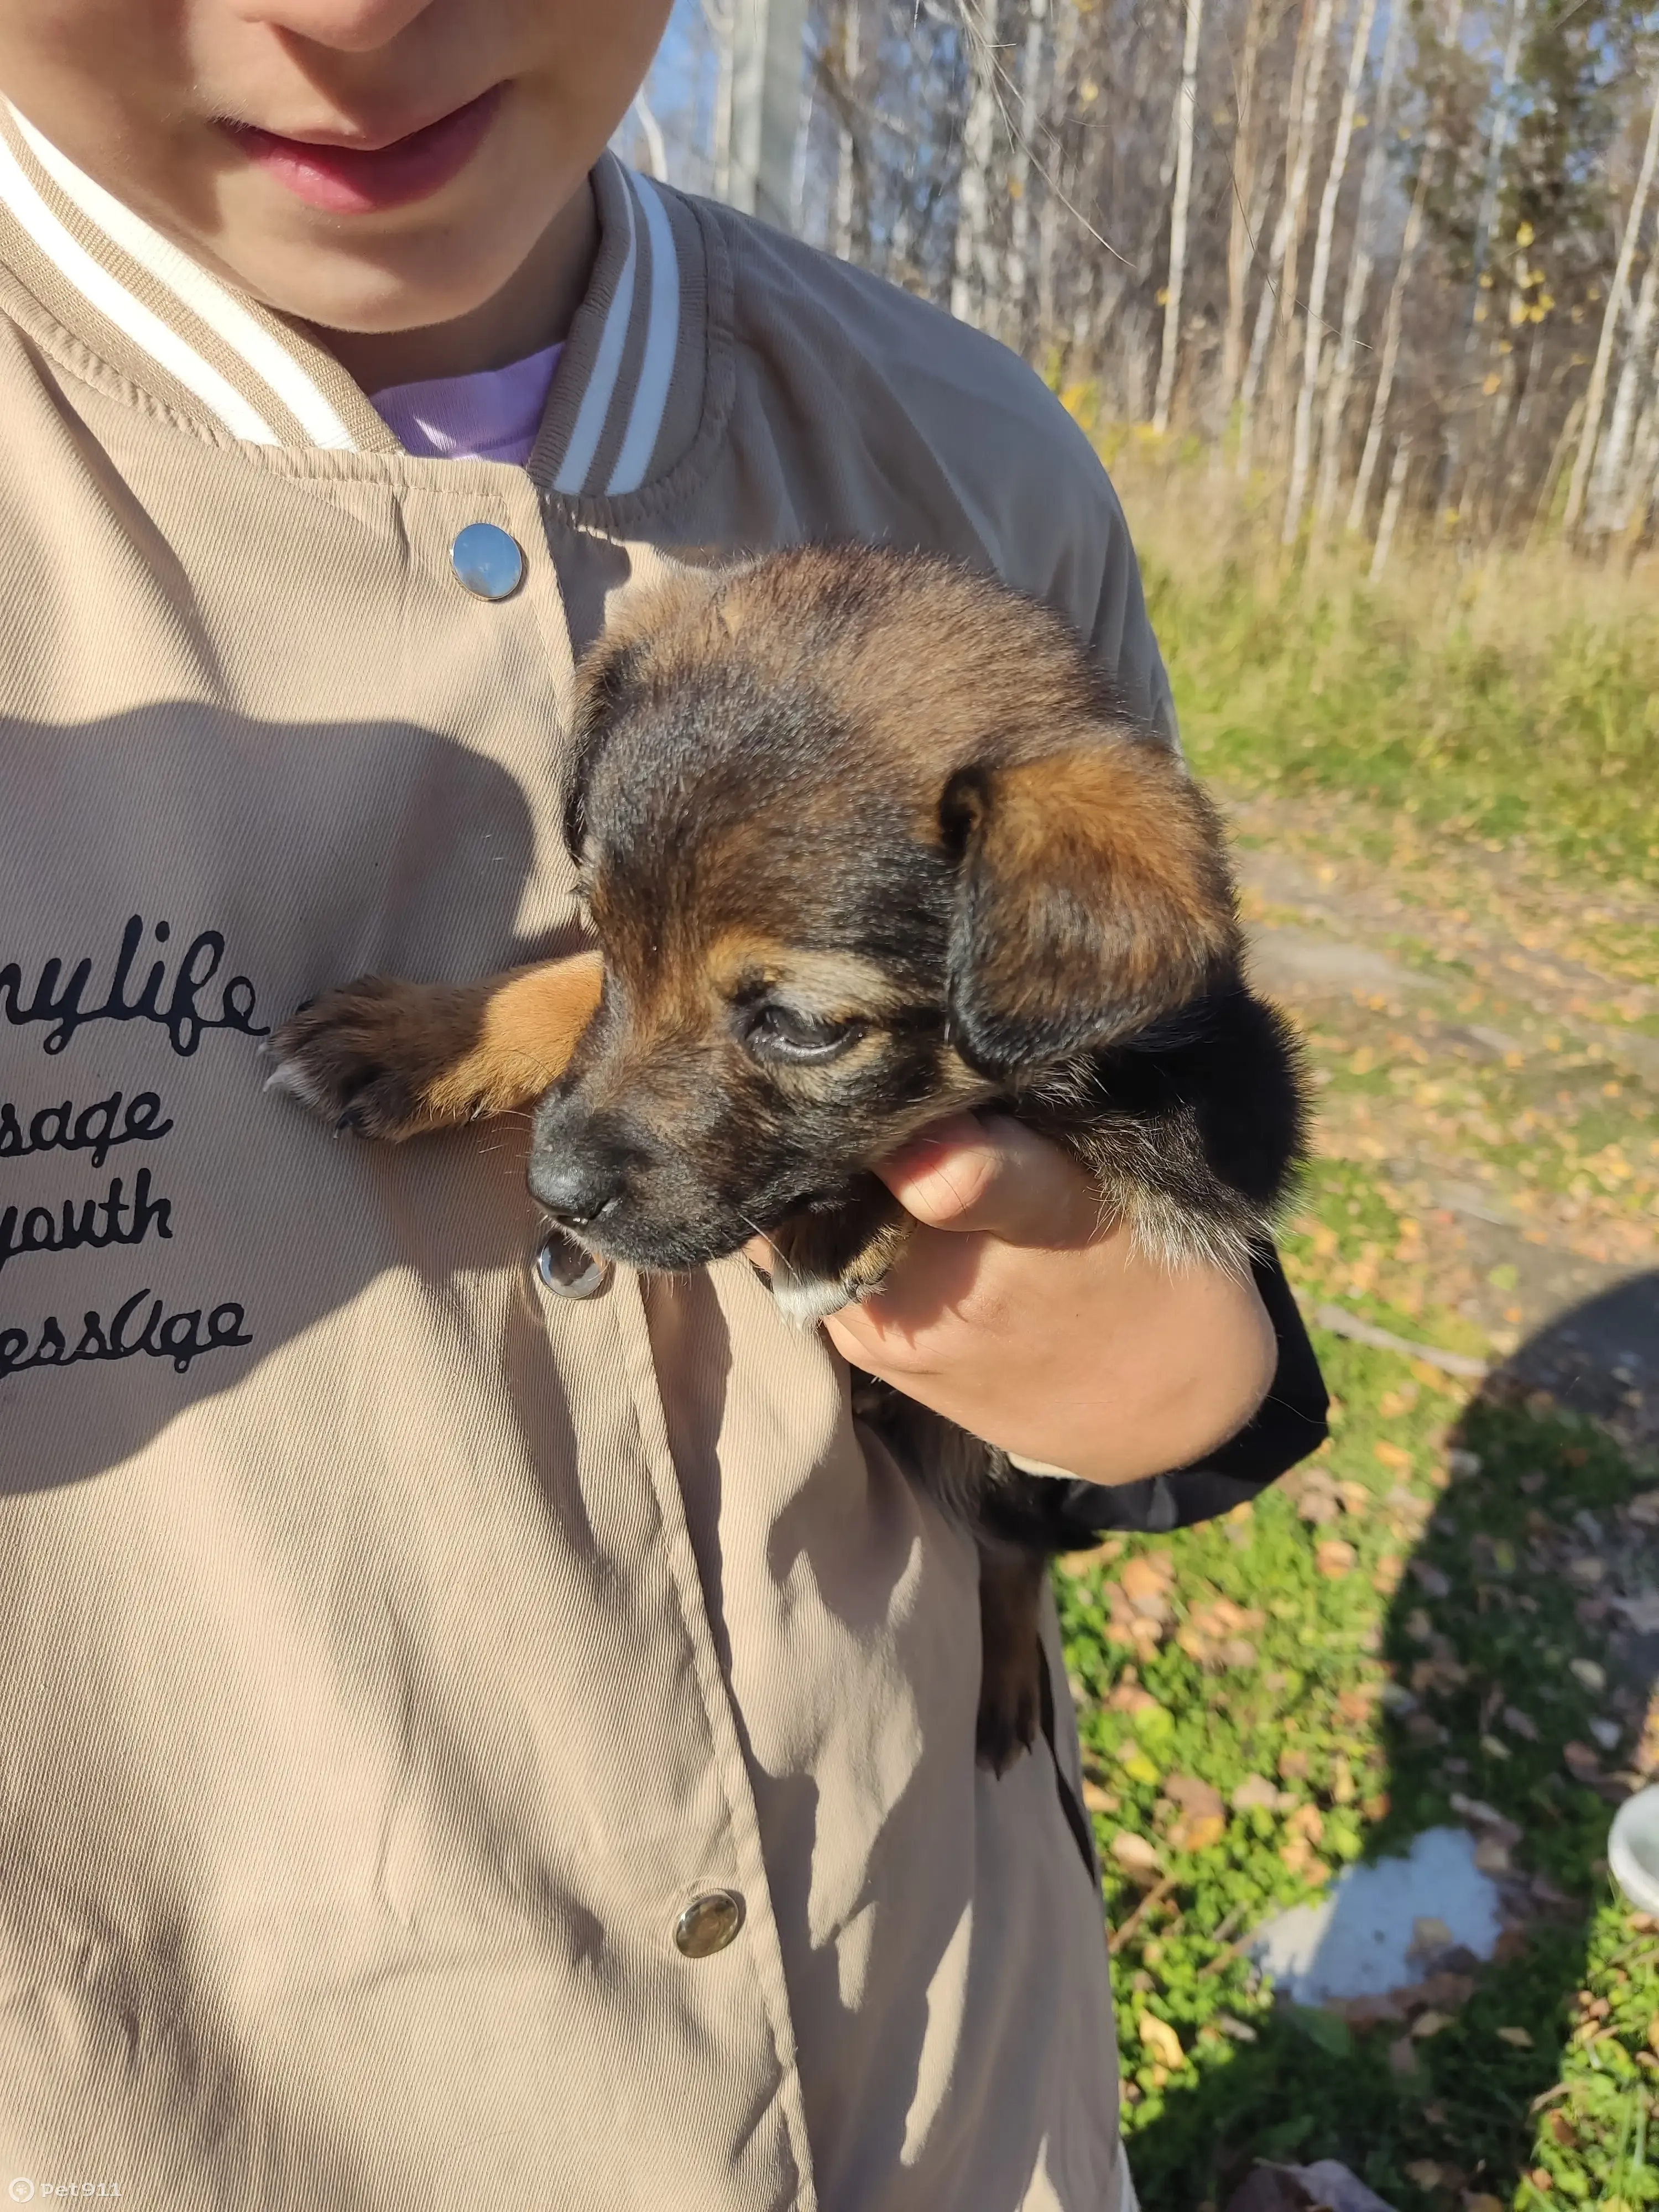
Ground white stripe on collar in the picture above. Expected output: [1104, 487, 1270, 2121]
[9, 106, 357, 452]
[0, 124, 280, 445]
[0, 114, 685, 487]
[552, 175, 637, 497]
[606, 175, 679, 497]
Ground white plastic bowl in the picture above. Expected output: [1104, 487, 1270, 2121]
[1609, 1786, 1659, 1915]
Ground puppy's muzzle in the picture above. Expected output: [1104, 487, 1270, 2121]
[526, 1102, 638, 1232]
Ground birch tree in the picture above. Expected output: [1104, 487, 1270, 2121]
[1222, 0, 1275, 410]
[1346, 0, 1467, 530]
[833, 0, 862, 262]
[1464, 0, 1530, 337]
[658, 0, 1659, 557]
[1037, 0, 1082, 342]
[1282, 0, 1381, 541]
[1563, 78, 1659, 534]
[1313, 0, 1406, 530]
[1237, 0, 1339, 473]
[632, 92, 669, 181]
[1369, 433, 1412, 577]
[951, 0, 1005, 331]
[1588, 245, 1659, 531]
[1154, 0, 1206, 431]
[1006, 0, 1051, 348]
[1615, 358, 1659, 533]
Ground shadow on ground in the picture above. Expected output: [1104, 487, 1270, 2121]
[1118, 1289, 1659, 2211]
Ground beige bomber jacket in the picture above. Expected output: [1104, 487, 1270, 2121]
[0, 114, 1176, 2212]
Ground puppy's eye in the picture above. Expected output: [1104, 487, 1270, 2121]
[745, 1004, 865, 1064]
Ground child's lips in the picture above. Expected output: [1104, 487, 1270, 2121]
[222, 84, 505, 215]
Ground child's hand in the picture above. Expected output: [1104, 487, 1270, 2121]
[810, 1113, 1277, 1487]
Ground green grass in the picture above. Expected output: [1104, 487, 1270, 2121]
[1064, 1287, 1659, 2209]
[1049, 416, 1659, 2210]
[1071, 418, 1659, 893]
[1144, 557, 1659, 893]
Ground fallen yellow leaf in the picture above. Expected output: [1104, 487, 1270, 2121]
[1497, 2025, 1533, 2048]
[1110, 1830, 1161, 1876]
[1410, 2008, 1454, 2039]
[1119, 1556, 1172, 1601]
[1138, 2012, 1185, 2069]
[1172, 1812, 1227, 1853]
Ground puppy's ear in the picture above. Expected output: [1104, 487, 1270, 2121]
[942, 735, 1238, 1076]
[564, 637, 645, 859]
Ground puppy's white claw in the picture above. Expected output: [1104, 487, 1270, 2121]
[264, 1058, 325, 1111]
[768, 1262, 864, 1328]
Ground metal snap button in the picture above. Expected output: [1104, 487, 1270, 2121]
[451, 521, 525, 601]
[534, 1225, 611, 1300]
[674, 1890, 745, 1959]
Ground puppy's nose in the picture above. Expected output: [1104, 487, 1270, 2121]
[527, 1152, 625, 1230]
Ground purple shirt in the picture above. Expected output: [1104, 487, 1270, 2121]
[371, 341, 564, 466]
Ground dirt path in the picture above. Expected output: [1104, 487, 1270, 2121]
[1224, 786, 1659, 1444]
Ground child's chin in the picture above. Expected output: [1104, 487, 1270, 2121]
[213, 171, 558, 336]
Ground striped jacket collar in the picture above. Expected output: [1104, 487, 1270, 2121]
[0, 103, 713, 502]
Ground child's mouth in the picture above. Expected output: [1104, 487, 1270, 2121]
[222, 85, 505, 215]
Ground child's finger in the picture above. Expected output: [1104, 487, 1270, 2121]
[874, 1112, 1105, 1246]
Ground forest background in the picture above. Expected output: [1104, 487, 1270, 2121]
[626, 9, 1659, 2207]
[631, 0, 1659, 559]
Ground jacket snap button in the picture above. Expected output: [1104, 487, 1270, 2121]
[675, 1891, 745, 1959]
[451, 521, 525, 600]
[534, 1226, 611, 1300]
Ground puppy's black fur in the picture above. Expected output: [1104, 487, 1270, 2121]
[270, 545, 1308, 1774]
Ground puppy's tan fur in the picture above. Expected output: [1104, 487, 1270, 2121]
[271, 547, 1304, 1775]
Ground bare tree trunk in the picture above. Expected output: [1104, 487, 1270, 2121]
[1491, 327, 1546, 539]
[952, 0, 1004, 331]
[1005, 0, 1050, 351]
[1345, 179, 1425, 530]
[1237, 0, 1338, 474]
[1563, 79, 1659, 534]
[1313, 0, 1406, 531]
[1463, 0, 1528, 340]
[721, 0, 810, 227]
[632, 92, 669, 181]
[1222, 0, 1273, 410]
[834, 0, 860, 261]
[1345, 0, 1465, 531]
[1369, 434, 1411, 578]
[1154, 0, 1206, 431]
[1270, 0, 1343, 450]
[1612, 348, 1659, 533]
[1284, 0, 1380, 541]
[1526, 394, 1584, 550]
[1590, 248, 1659, 529]
[1631, 398, 1659, 541]
[709, 0, 736, 201]
[1037, 0, 1081, 346]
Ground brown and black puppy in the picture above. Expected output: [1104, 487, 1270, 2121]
[269, 545, 1306, 1771]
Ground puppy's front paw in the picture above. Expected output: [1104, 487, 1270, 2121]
[975, 1543, 1048, 1775]
[975, 1634, 1043, 1775]
[266, 975, 476, 1141]
[766, 1181, 912, 1326]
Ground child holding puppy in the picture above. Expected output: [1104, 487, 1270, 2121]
[0, 6, 1323, 2206]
